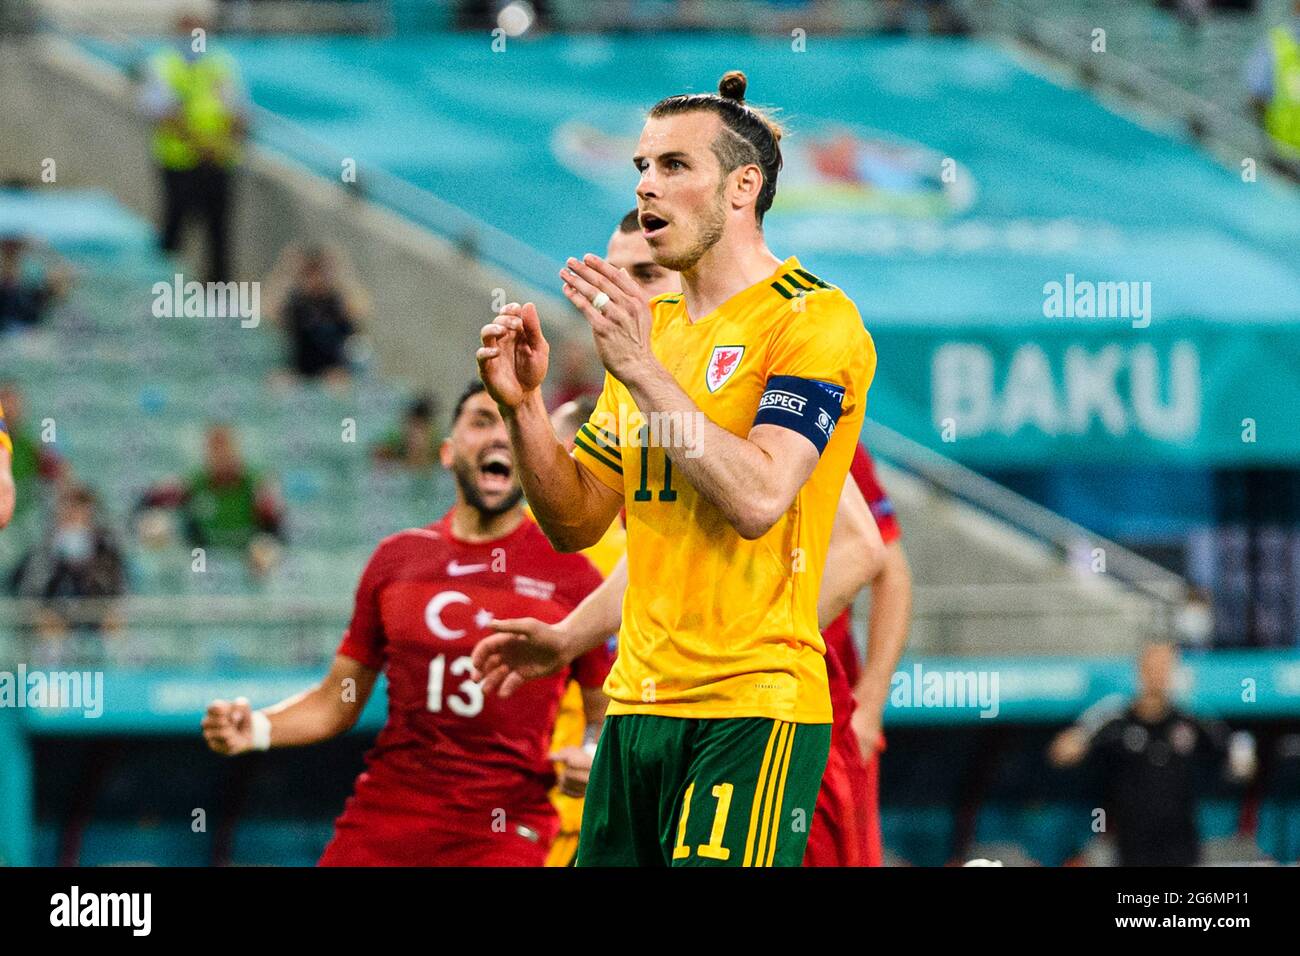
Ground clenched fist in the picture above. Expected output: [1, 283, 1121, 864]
[202, 696, 255, 756]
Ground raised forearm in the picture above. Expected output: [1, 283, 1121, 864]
[624, 361, 804, 539]
[503, 390, 614, 552]
[260, 685, 348, 747]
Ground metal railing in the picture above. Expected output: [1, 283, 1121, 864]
[0, 573, 1168, 669]
[0, 595, 348, 668]
[862, 418, 1188, 609]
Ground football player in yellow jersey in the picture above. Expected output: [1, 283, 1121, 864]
[475, 70, 876, 866]
[0, 398, 15, 529]
[511, 210, 883, 867]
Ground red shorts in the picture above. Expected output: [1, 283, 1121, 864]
[319, 808, 559, 867]
[804, 722, 882, 867]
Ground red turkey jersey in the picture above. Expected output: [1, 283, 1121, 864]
[823, 444, 902, 721]
[335, 510, 609, 833]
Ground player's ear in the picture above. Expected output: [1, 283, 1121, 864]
[729, 163, 763, 214]
[438, 437, 454, 470]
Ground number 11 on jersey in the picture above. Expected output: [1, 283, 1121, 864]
[633, 427, 678, 503]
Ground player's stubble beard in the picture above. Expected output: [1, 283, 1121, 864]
[451, 454, 524, 519]
[653, 178, 727, 273]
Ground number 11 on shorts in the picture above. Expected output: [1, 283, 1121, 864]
[672, 781, 735, 862]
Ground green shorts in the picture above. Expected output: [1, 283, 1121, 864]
[575, 713, 832, 867]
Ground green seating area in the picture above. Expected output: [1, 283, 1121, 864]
[1, 241, 458, 663]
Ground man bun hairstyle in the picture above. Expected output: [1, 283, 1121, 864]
[718, 70, 748, 102]
[648, 69, 784, 225]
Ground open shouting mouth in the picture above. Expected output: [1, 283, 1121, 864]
[640, 210, 670, 240]
[477, 446, 514, 494]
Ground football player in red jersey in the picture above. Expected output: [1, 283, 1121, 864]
[201, 381, 611, 866]
[805, 443, 911, 867]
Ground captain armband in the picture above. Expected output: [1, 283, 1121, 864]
[751, 375, 846, 456]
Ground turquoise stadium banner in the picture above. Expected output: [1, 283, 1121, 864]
[4, 653, 1296, 863]
[870, 324, 1300, 466]
[4, 652, 1297, 733]
[89, 34, 1300, 463]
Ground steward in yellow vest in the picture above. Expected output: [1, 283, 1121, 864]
[141, 15, 247, 282]
[1265, 25, 1300, 156]
[148, 45, 244, 170]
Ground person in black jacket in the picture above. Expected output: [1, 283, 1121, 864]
[1049, 642, 1256, 866]
[279, 245, 365, 389]
[11, 484, 126, 643]
[0, 235, 70, 334]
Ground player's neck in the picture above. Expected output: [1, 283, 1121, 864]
[448, 502, 524, 543]
[679, 231, 783, 322]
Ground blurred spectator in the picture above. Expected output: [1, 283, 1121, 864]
[1048, 642, 1255, 866]
[1245, 0, 1300, 158]
[128, 506, 190, 595]
[263, 243, 370, 392]
[9, 484, 126, 641]
[0, 236, 70, 334]
[140, 11, 249, 282]
[371, 393, 443, 471]
[138, 423, 284, 574]
[0, 382, 66, 524]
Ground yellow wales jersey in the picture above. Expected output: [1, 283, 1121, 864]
[570, 257, 875, 724]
